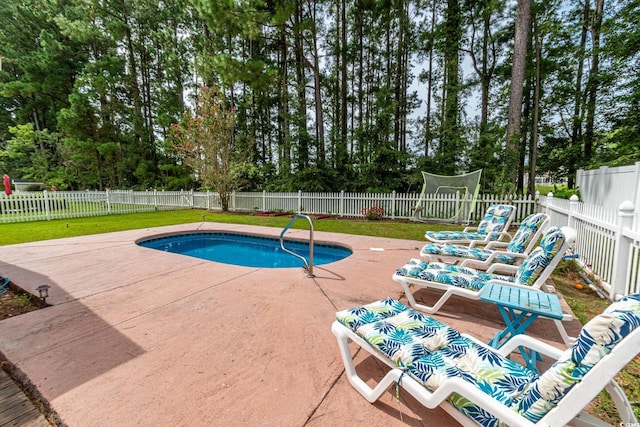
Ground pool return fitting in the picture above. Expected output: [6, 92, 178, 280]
[280, 214, 315, 277]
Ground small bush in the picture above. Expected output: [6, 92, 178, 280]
[361, 205, 384, 220]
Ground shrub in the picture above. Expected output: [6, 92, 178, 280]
[361, 205, 384, 220]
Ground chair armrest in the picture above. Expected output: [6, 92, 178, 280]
[492, 231, 513, 242]
[486, 263, 518, 274]
[462, 226, 478, 233]
[483, 251, 526, 264]
[484, 241, 509, 250]
[494, 334, 566, 360]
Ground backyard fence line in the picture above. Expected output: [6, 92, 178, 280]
[2, 189, 638, 298]
[0, 190, 537, 224]
[539, 194, 639, 298]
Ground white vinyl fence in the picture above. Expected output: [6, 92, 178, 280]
[576, 162, 640, 210]
[0, 190, 537, 224]
[539, 193, 640, 298]
[3, 189, 638, 298]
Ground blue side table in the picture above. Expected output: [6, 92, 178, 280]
[480, 283, 564, 371]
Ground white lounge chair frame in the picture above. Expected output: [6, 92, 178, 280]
[396, 226, 577, 345]
[421, 213, 550, 270]
[332, 320, 640, 427]
[424, 204, 517, 248]
[395, 226, 577, 315]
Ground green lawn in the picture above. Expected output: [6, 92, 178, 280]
[0, 209, 459, 246]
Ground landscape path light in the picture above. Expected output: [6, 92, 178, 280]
[36, 284, 50, 304]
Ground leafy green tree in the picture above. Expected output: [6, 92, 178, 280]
[170, 87, 245, 211]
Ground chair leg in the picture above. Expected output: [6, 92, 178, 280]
[331, 322, 402, 403]
[398, 279, 458, 314]
[553, 318, 577, 346]
[605, 379, 639, 423]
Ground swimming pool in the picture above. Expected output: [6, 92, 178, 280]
[137, 232, 352, 268]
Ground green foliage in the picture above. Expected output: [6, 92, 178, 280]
[361, 205, 385, 220]
[0, 0, 638, 194]
[170, 87, 248, 210]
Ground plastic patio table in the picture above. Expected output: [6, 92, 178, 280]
[480, 283, 564, 371]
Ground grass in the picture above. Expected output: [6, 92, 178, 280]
[0, 209, 459, 246]
[0, 208, 638, 422]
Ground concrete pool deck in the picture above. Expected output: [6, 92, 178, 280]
[0, 222, 582, 426]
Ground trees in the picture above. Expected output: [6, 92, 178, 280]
[170, 87, 246, 211]
[503, 0, 531, 193]
[0, 0, 639, 194]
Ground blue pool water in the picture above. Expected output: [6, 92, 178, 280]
[137, 232, 352, 268]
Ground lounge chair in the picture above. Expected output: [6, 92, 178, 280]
[394, 226, 576, 314]
[425, 204, 516, 247]
[420, 212, 550, 269]
[0, 277, 9, 295]
[332, 294, 640, 426]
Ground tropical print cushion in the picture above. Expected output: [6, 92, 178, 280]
[425, 230, 491, 242]
[356, 309, 461, 368]
[510, 293, 640, 423]
[421, 243, 517, 265]
[477, 205, 515, 234]
[425, 205, 514, 242]
[409, 335, 538, 427]
[336, 297, 409, 330]
[514, 227, 565, 287]
[337, 295, 640, 426]
[505, 213, 547, 254]
[336, 298, 539, 426]
[396, 258, 429, 277]
[336, 298, 460, 367]
[395, 260, 514, 291]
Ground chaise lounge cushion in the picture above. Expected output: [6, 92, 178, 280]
[395, 260, 515, 291]
[336, 298, 541, 426]
[510, 293, 640, 423]
[396, 227, 567, 293]
[421, 213, 548, 265]
[336, 298, 460, 367]
[513, 227, 565, 287]
[409, 336, 538, 426]
[425, 205, 515, 242]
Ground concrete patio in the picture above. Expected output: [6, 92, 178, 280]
[0, 222, 582, 426]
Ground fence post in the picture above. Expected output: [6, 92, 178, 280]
[545, 192, 554, 218]
[106, 189, 111, 214]
[391, 190, 396, 220]
[340, 190, 344, 217]
[298, 190, 302, 213]
[262, 190, 266, 212]
[43, 190, 51, 221]
[568, 194, 579, 229]
[611, 200, 635, 298]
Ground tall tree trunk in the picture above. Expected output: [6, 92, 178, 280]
[504, 0, 531, 191]
[529, 14, 541, 197]
[340, 0, 348, 171]
[294, 1, 308, 170]
[568, 0, 590, 189]
[309, 1, 325, 165]
[394, 0, 406, 152]
[424, 0, 437, 157]
[120, 0, 146, 161]
[585, 0, 604, 161]
[440, 0, 462, 174]
[278, 24, 290, 176]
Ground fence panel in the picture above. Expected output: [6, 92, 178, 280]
[1, 188, 638, 296]
[539, 194, 640, 298]
[626, 230, 640, 295]
[577, 162, 640, 210]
